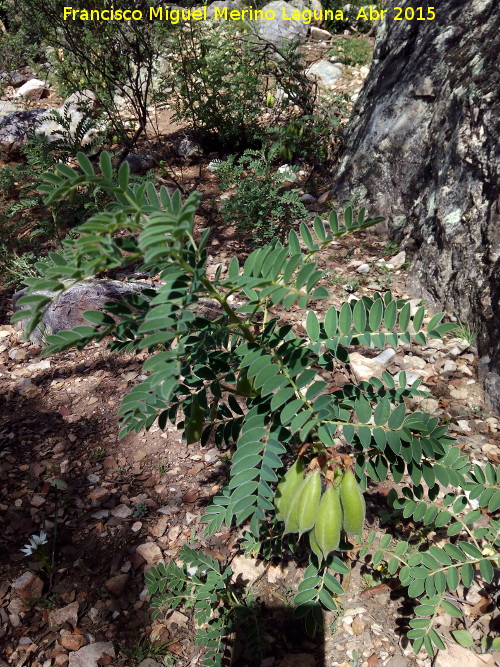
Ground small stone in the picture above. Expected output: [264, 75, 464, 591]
[150, 515, 169, 537]
[14, 78, 48, 99]
[402, 355, 427, 370]
[389, 251, 406, 269]
[351, 614, 365, 635]
[110, 504, 132, 519]
[48, 601, 79, 628]
[8, 348, 27, 361]
[137, 660, 163, 667]
[133, 449, 147, 462]
[30, 495, 46, 507]
[87, 487, 111, 506]
[11, 571, 44, 601]
[385, 655, 409, 667]
[307, 60, 342, 88]
[310, 26, 333, 41]
[433, 642, 495, 667]
[299, 193, 317, 203]
[349, 349, 396, 381]
[105, 573, 129, 596]
[419, 398, 439, 413]
[450, 387, 469, 400]
[131, 521, 142, 532]
[135, 542, 162, 564]
[442, 360, 457, 373]
[166, 610, 189, 628]
[356, 263, 370, 273]
[457, 419, 472, 432]
[67, 642, 115, 667]
[87, 608, 100, 624]
[318, 190, 332, 204]
[60, 633, 86, 651]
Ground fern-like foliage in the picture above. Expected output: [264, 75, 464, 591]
[12, 152, 499, 660]
[41, 103, 103, 156]
[145, 546, 265, 667]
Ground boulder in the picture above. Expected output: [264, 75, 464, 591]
[332, 0, 500, 409]
[0, 109, 47, 154]
[206, 0, 243, 18]
[14, 78, 49, 100]
[306, 60, 343, 88]
[13, 279, 151, 342]
[251, 1, 309, 47]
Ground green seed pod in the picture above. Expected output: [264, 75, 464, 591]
[314, 485, 342, 559]
[275, 459, 304, 521]
[185, 394, 204, 445]
[296, 470, 322, 536]
[283, 482, 303, 534]
[340, 469, 366, 535]
[308, 526, 324, 562]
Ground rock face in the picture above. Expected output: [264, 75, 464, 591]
[13, 279, 150, 342]
[331, 0, 500, 409]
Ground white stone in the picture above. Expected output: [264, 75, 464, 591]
[135, 542, 163, 564]
[306, 60, 343, 88]
[433, 642, 495, 667]
[389, 250, 406, 269]
[68, 642, 115, 667]
[419, 398, 439, 413]
[349, 349, 396, 381]
[14, 79, 47, 98]
[111, 504, 133, 519]
[356, 263, 370, 273]
[442, 360, 457, 373]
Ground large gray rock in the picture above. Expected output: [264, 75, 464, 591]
[251, 1, 309, 47]
[13, 279, 151, 342]
[331, 0, 500, 410]
[306, 60, 343, 88]
[206, 0, 243, 18]
[0, 92, 101, 155]
[0, 109, 48, 153]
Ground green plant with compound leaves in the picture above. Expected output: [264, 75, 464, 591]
[12, 152, 499, 661]
[214, 146, 309, 243]
[146, 546, 264, 667]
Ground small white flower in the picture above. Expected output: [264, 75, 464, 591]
[20, 531, 48, 557]
[32, 531, 48, 546]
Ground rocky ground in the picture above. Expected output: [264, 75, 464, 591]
[0, 24, 499, 667]
[1, 223, 499, 667]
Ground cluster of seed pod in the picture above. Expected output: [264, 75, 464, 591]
[275, 460, 366, 561]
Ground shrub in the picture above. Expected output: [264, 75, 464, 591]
[214, 146, 309, 243]
[14, 153, 500, 663]
[7, 0, 169, 151]
[166, 21, 320, 151]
